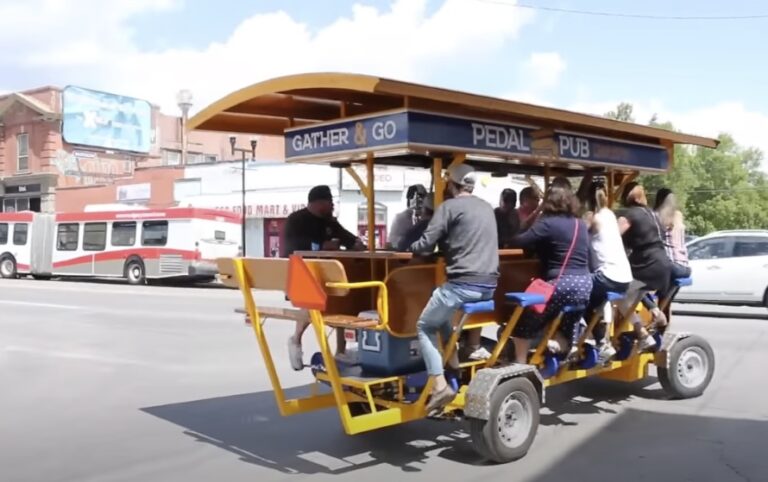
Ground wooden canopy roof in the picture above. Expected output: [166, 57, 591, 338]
[188, 72, 718, 150]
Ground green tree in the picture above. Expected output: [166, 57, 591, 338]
[604, 104, 768, 235]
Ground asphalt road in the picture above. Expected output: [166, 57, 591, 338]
[1, 278, 767, 482]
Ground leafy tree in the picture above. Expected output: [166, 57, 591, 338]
[604, 104, 768, 235]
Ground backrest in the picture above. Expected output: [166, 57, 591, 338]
[216, 256, 349, 296]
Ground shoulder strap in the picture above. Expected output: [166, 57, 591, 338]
[554, 219, 580, 285]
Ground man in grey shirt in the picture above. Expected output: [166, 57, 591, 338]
[409, 163, 499, 415]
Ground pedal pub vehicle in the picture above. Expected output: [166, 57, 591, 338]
[190, 73, 719, 463]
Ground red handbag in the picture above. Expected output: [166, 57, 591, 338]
[525, 219, 580, 314]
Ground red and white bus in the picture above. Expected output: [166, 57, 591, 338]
[0, 208, 241, 284]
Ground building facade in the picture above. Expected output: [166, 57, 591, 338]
[0, 85, 284, 214]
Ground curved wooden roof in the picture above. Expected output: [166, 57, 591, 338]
[188, 72, 718, 150]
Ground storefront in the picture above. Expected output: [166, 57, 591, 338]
[0, 173, 57, 213]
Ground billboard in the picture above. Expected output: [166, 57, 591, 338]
[62, 86, 152, 153]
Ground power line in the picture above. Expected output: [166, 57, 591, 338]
[476, 0, 768, 20]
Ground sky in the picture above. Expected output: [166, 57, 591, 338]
[1, 0, 767, 159]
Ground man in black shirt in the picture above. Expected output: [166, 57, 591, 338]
[283, 185, 364, 370]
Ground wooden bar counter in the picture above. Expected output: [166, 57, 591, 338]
[295, 249, 540, 336]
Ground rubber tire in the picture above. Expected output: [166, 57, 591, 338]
[125, 259, 146, 285]
[0, 255, 17, 279]
[657, 334, 715, 399]
[468, 377, 540, 464]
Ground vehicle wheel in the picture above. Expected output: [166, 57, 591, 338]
[468, 377, 539, 463]
[763, 288, 768, 308]
[32, 274, 51, 280]
[657, 334, 715, 399]
[0, 255, 17, 279]
[125, 259, 146, 285]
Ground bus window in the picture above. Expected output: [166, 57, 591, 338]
[111, 221, 137, 247]
[142, 220, 168, 246]
[83, 222, 107, 251]
[13, 223, 28, 246]
[0, 223, 7, 245]
[57, 223, 79, 251]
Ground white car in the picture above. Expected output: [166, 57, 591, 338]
[676, 230, 768, 306]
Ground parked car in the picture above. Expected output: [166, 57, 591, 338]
[676, 230, 768, 306]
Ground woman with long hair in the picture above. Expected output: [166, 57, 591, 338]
[616, 182, 673, 351]
[509, 184, 593, 363]
[584, 180, 633, 361]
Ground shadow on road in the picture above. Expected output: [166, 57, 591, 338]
[526, 409, 768, 482]
[140, 377, 688, 475]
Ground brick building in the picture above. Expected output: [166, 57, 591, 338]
[0, 85, 284, 213]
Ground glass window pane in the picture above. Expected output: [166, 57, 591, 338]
[56, 223, 79, 251]
[142, 220, 168, 246]
[0, 223, 8, 244]
[111, 222, 137, 246]
[13, 223, 28, 245]
[83, 223, 107, 251]
[734, 237, 768, 257]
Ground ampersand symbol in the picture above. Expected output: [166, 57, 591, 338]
[354, 122, 366, 146]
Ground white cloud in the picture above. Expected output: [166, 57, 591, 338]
[522, 52, 566, 89]
[0, 0, 536, 114]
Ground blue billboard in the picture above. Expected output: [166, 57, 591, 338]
[62, 86, 152, 153]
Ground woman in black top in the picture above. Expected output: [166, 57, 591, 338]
[617, 182, 672, 351]
[508, 185, 593, 363]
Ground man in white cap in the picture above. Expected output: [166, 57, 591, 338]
[409, 162, 499, 415]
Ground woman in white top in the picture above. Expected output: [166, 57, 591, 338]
[584, 181, 633, 359]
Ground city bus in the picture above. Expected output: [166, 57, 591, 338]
[0, 207, 241, 284]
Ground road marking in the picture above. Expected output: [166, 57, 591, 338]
[297, 452, 352, 471]
[0, 300, 81, 310]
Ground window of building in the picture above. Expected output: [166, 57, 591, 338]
[0, 223, 8, 245]
[142, 220, 168, 246]
[17, 133, 29, 171]
[111, 222, 137, 246]
[56, 223, 79, 251]
[13, 223, 28, 246]
[83, 223, 107, 251]
[163, 149, 181, 166]
[187, 152, 205, 165]
[205, 154, 217, 163]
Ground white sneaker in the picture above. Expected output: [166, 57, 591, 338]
[597, 342, 617, 363]
[637, 335, 657, 352]
[288, 337, 304, 371]
[468, 346, 492, 361]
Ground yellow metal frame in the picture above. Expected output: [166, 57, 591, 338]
[232, 252, 676, 436]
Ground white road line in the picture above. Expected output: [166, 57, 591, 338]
[0, 300, 82, 310]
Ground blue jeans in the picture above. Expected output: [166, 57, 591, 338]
[417, 282, 494, 376]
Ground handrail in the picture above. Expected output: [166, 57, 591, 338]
[325, 280, 389, 329]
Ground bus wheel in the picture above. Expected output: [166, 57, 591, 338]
[468, 377, 539, 463]
[125, 259, 146, 285]
[0, 255, 17, 279]
[658, 334, 715, 399]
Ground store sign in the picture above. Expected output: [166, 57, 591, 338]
[341, 165, 404, 191]
[213, 203, 306, 218]
[117, 183, 151, 202]
[284, 110, 669, 171]
[62, 85, 152, 153]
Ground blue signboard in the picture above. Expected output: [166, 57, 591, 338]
[555, 132, 669, 171]
[409, 112, 535, 157]
[285, 112, 409, 159]
[62, 86, 152, 153]
[284, 110, 669, 171]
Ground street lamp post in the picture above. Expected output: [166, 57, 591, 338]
[229, 136, 257, 256]
[176, 89, 193, 165]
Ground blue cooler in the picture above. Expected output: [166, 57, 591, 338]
[356, 311, 425, 376]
